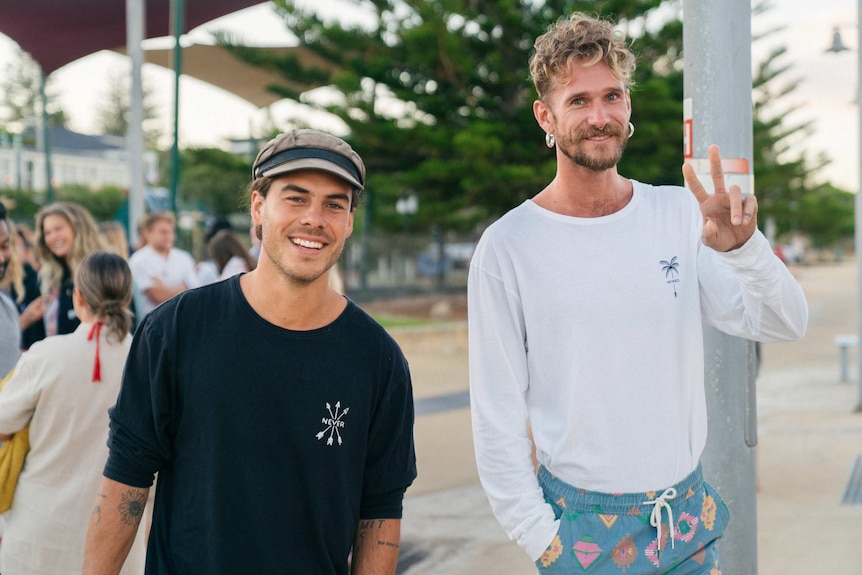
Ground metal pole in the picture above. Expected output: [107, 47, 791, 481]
[126, 0, 146, 246]
[683, 1, 758, 572]
[169, 0, 185, 213]
[856, 0, 862, 411]
[40, 72, 54, 204]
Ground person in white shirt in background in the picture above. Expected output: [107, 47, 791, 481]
[467, 12, 808, 575]
[128, 212, 199, 320]
[207, 229, 257, 282]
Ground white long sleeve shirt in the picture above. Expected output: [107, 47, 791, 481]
[467, 181, 808, 560]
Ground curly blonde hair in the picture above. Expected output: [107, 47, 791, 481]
[529, 13, 636, 101]
[35, 202, 106, 296]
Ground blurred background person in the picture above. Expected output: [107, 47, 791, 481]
[206, 228, 257, 282]
[99, 221, 131, 260]
[128, 211, 198, 321]
[13, 225, 39, 274]
[0, 252, 145, 575]
[34, 203, 106, 339]
[0, 203, 21, 377]
[194, 218, 233, 286]
[11, 222, 47, 350]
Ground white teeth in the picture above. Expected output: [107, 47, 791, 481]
[292, 238, 323, 249]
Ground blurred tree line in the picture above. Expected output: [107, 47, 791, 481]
[226, 0, 853, 246]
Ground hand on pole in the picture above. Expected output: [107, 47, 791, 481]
[682, 144, 757, 252]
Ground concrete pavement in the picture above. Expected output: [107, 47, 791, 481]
[390, 259, 862, 574]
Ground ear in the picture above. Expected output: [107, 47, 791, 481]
[533, 99, 553, 135]
[72, 286, 86, 309]
[250, 190, 265, 228]
[344, 210, 354, 241]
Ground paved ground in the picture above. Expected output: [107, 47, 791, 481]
[385, 259, 862, 574]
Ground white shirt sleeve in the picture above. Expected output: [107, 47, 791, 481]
[698, 230, 808, 342]
[468, 249, 559, 561]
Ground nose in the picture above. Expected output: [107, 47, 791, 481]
[299, 202, 326, 228]
[588, 100, 610, 128]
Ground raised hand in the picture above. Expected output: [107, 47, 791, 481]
[682, 144, 758, 252]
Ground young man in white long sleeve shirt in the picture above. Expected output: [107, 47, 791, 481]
[467, 13, 808, 575]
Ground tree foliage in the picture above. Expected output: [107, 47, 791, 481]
[177, 147, 252, 216]
[750, 1, 847, 247]
[231, 0, 683, 232]
[95, 67, 162, 150]
[222, 0, 846, 249]
[0, 47, 67, 130]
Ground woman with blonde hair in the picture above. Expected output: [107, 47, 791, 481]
[34, 202, 105, 338]
[0, 251, 145, 574]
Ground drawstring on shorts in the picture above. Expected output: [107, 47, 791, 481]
[643, 487, 677, 550]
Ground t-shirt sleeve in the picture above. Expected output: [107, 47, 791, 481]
[103, 313, 175, 488]
[359, 342, 416, 519]
[128, 253, 155, 292]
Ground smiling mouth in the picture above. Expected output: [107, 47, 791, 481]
[291, 237, 324, 250]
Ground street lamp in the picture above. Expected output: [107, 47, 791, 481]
[827, 27, 850, 53]
[826, 10, 862, 412]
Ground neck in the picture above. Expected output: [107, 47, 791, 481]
[239, 266, 346, 331]
[534, 164, 631, 217]
[150, 244, 171, 257]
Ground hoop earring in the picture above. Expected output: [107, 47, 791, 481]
[545, 133, 555, 148]
[628, 122, 635, 138]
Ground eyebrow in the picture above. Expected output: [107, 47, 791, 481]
[279, 183, 351, 204]
[567, 86, 624, 100]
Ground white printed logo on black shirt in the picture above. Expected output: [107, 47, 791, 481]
[316, 401, 350, 446]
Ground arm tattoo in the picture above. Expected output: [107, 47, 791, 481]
[357, 519, 399, 549]
[357, 518, 387, 538]
[89, 492, 107, 526]
[117, 489, 147, 527]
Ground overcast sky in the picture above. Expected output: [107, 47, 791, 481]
[0, 0, 857, 192]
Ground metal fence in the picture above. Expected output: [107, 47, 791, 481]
[341, 231, 478, 300]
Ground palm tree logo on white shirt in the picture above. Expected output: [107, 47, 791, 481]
[316, 401, 350, 446]
[660, 256, 680, 297]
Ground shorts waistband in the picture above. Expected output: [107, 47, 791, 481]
[537, 464, 704, 514]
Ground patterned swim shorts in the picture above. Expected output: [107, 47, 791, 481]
[535, 464, 729, 574]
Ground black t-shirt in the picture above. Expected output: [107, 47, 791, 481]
[105, 275, 417, 574]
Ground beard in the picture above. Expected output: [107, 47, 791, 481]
[260, 223, 343, 287]
[559, 124, 629, 172]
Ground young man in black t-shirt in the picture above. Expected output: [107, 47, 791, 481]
[84, 130, 417, 575]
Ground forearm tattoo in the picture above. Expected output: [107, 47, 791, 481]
[117, 489, 147, 527]
[90, 492, 107, 526]
[357, 519, 400, 550]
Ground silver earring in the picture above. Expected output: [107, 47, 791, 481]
[628, 122, 635, 138]
[545, 132, 555, 148]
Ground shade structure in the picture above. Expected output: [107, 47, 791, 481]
[0, 0, 266, 75]
[115, 43, 336, 108]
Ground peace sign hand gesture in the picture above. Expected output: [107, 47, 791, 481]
[682, 144, 758, 252]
